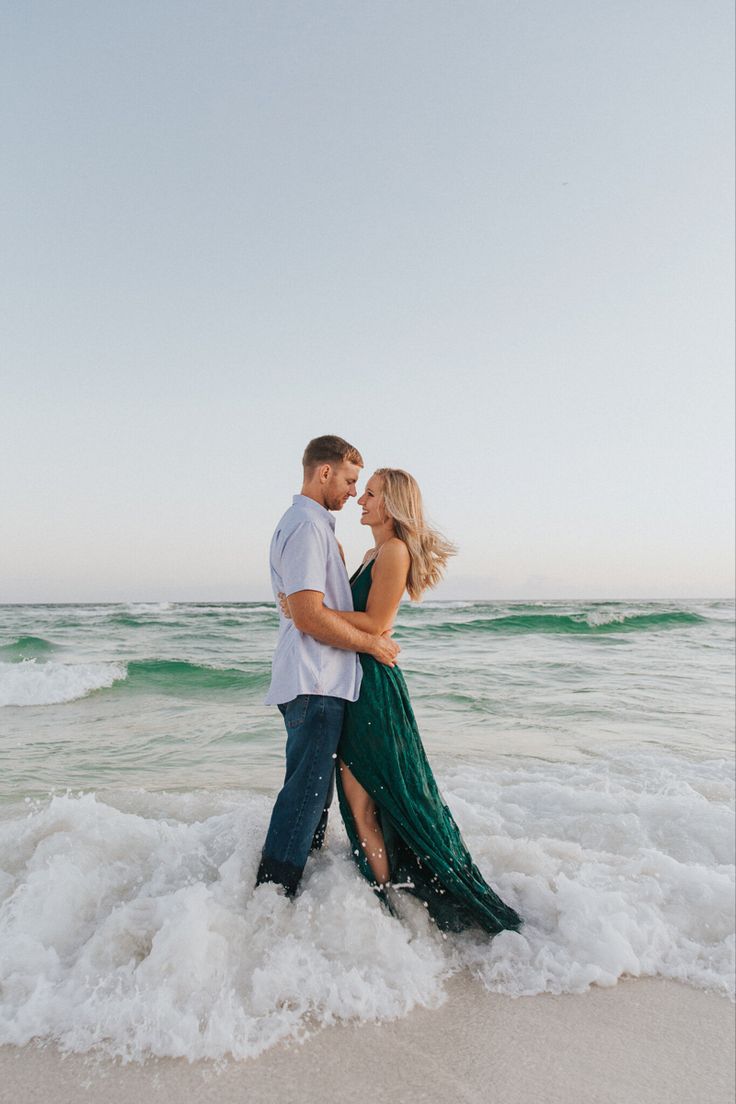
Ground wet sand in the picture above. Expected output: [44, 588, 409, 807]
[1, 976, 733, 1104]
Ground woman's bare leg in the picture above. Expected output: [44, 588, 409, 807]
[339, 760, 390, 886]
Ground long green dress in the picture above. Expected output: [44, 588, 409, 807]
[336, 560, 522, 934]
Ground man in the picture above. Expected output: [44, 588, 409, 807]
[255, 435, 400, 897]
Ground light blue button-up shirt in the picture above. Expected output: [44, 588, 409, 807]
[264, 495, 363, 706]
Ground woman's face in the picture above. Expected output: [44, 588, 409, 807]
[358, 474, 386, 527]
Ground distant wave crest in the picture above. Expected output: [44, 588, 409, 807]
[123, 659, 270, 694]
[0, 636, 58, 660]
[108, 605, 277, 628]
[401, 609, 707, 637]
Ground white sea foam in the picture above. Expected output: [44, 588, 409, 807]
[0, 793, 446, 1061]
[582, 607, 649, 626]
[0, 660, 127, 707]
[442, 753, 734, 997]
[583, 607, 637, 626]
[580, 605, 699, 627]
[0, 751, 732, 1061]
[124, 602, 173, 614]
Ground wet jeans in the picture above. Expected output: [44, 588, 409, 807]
[255, 694, 346, 897]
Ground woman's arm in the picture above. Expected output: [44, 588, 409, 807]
[286, 590, 400, 665]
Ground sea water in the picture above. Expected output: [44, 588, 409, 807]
[0, 600, 733, 1060]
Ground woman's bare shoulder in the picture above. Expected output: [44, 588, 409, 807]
[376, 538, 410, 566]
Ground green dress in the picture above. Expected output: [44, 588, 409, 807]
[336, 560, 522, 934]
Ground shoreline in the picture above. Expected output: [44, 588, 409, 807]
[2, 976, 733, 1104]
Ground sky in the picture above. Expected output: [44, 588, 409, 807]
[1, 1, 733, 602]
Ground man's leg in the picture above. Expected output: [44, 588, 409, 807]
[255, 694, 345, 896]
[310, 768, 335, 852]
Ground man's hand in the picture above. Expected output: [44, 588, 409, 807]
[369, 632, 400, 667]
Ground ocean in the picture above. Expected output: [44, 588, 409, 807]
[0, 599, 733, 1060]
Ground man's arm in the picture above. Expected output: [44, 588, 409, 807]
[287, 590, 400, 666]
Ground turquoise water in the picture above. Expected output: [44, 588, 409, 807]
[0, 599, 733, 1060]
[0, 599, 733, 801]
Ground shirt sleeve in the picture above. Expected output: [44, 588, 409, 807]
[280, 520, 329, 596]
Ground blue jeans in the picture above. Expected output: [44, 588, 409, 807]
[255, 694, 346, 897]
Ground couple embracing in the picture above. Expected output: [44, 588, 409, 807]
[256, 435, 521, 934]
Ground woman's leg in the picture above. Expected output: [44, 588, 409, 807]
[339, 759, 390, 886]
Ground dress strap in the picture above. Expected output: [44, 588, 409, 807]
[350, 552, 378, 585]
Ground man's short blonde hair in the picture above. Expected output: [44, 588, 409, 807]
[302, 435, 364, 473]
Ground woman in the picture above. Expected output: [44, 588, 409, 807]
[282, 468, 521, 934]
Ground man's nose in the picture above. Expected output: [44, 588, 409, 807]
[349, 486, 357, 497]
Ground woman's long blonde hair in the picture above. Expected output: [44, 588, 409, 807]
[375, 468, 457, 601]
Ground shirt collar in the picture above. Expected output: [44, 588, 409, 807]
[293, 494, 337, 531]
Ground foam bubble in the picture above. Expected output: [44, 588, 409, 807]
[0, 660, 127, 707]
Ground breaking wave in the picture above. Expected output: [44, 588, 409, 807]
[0, 636, 59, 660]
[0, 750, 731, 1061]
[0, 660, 126, 707]
[0, 658, 270, 707]
[400, 610, 707, 637]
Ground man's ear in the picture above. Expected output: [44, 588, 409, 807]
[318, 464, 331, 483]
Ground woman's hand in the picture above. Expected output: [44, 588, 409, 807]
[277, 591, 292, 619]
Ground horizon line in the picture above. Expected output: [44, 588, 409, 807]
[1, 596, 734, 606]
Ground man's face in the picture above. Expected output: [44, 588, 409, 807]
[323, 461, 362, 511]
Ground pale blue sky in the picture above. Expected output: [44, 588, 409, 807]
[1, 1, 733, 601]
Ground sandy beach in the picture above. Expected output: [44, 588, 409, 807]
[1, 976, 733, 1104]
